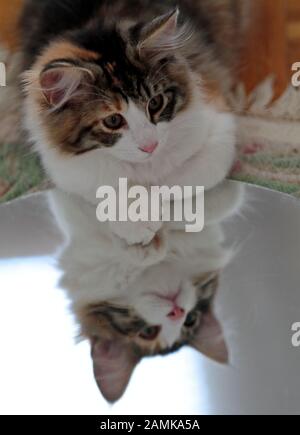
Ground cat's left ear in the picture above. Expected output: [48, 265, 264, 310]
[138, 8, 186, 54]
[91, 338, 141, 403]
[191, 311, 229, 364]
[39, 62, 95, 110]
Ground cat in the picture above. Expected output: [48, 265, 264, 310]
[49, 180, 243, 402]
[20, 0, 248, 260]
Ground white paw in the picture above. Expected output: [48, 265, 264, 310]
[113, 229, 168, 267]
[109, 220, 163, 246]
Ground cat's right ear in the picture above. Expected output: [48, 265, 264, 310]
[39, 63, 95, 110]
[191, 310, 229, 364]
[91, 338, 141, 403]
[138, 8, 188, 55]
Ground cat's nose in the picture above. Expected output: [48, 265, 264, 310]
[139, 142, 158, 154]
[167, 306, 185, 321]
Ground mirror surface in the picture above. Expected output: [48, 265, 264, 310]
[0, 182, 300, 415]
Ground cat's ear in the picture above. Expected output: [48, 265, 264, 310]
[91, 338, 141, 403]
[138, 8, 188, 54]
[191, 311, 229, 364]
[39, 63, 94, 109]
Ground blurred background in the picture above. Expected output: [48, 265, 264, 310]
[239, 0, 300, 98]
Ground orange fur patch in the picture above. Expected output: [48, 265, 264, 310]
[34, 40, 100, 70]
[202, 78, 230, 112]
[75, 302, 164, 355]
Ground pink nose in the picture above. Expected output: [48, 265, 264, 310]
[139, 142, 158, 154]
[167, 306, 185, 321]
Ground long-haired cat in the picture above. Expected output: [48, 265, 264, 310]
[20, 0, 248, 256]
[49, 180, 243, 402]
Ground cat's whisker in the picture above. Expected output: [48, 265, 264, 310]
[147, 63, 168, 81]
[150, 76, 169, 88]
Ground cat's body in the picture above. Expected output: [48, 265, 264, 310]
[18, 1, 247, 401]
[50, 180, 243, 402]
[50, 181, 240, 307]
[19, 1, 244, 196]
[20, 0, 247, 248]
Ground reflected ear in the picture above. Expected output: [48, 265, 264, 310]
[91, 338, 141, 403]
[138, 8, 188, 54]
[191, 311, 229, 364]
[40, 62, 94, 109]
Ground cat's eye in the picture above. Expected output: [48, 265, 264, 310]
[184, 311, 199, 328]
[148, 94, 164, 115]
[103, 114, 126, 130]
[139, 325, 161, 341]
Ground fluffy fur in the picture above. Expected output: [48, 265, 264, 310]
[18, 1, 247, 401]
[50, 180, 244, 402]
[21, 1, 240, 204]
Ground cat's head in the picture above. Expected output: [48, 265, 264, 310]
[78, 269, 227, 403]
[23, 9, 234, 197]
[24, 9, 194, 160]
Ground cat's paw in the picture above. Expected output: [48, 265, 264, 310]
[114, 229, 168, 267]
[109, 220, 163, 246]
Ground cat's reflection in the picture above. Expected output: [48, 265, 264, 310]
[49, 181, 243, 402]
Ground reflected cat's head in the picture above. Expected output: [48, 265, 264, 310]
[76, 269, 228, 403]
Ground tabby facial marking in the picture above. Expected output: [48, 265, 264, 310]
[21, 0, 241, 204]
[77, 270, 228, 403]
[24, 10, 192, 162]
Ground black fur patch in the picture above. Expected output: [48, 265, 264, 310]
[21, 0, 242, 151]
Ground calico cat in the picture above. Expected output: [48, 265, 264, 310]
[20, 0, 248, 258]
[88, 269, 225, 403]
[50, 180, 243, 402]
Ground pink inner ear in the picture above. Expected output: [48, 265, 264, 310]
[40, 67, 83, 108]
[198, 312, 223, 339]
[160, 9, 179, 38]
[91, 339, 140, 403]
[139, 9, 179, 52]
[192, 311, 229, 364]
[40, 69, 67, 106]
[93, 339, 123, 360]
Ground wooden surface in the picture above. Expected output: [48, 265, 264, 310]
[238, 0, 300, 97]
[0, 0, 23, 51]
[239, 0, 288, 97]
[287, 0, 300, 68]
[0, 0, 300, 95]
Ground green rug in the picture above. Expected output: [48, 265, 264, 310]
[1, 138, 299, 204]
[230, 147, 300, 196]
[0, 142, 47, 203]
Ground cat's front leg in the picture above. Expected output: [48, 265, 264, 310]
[109, 220, 168, 267]
[109, 219, 162, 246]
